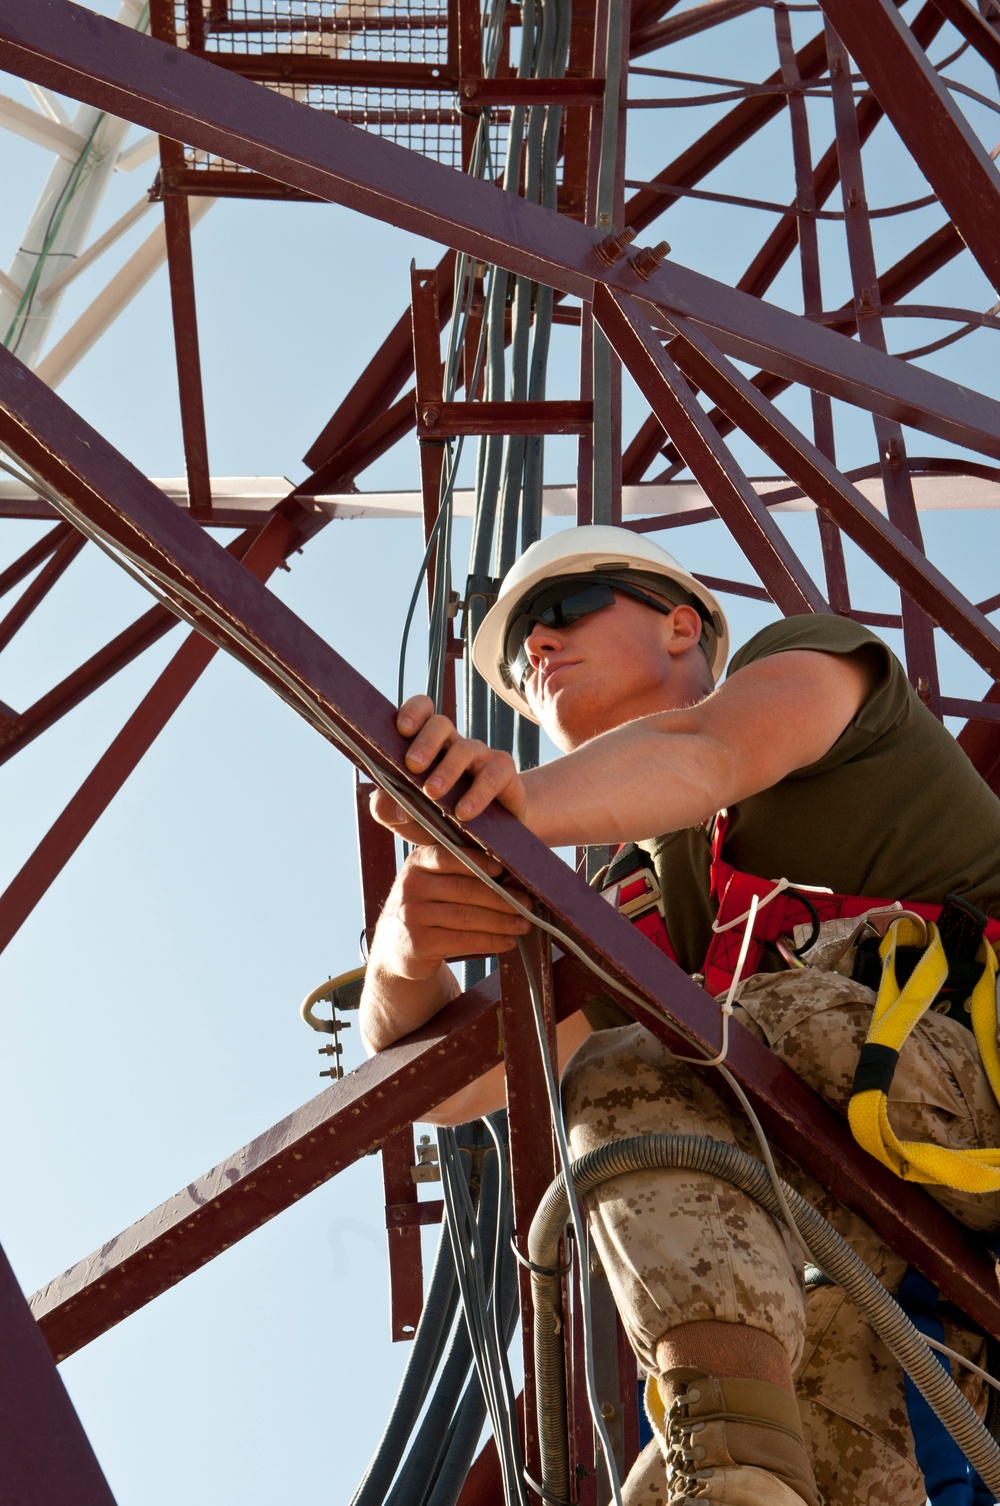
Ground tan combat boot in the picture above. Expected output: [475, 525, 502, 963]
[654, 1368, 821, 1506]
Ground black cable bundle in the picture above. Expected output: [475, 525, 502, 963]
[349, 1116, 522, 1506]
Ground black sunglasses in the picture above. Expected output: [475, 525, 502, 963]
[502, 577, 683, 692]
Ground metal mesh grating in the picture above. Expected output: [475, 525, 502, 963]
[179, 82, 509, 172]
[177, 0, 450, 64]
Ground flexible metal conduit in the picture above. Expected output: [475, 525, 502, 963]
[528, 1134, 1000, 1501]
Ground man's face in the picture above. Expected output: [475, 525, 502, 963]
[519, 589, 697, 750]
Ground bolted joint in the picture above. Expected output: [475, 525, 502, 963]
[594, 226, 637, 266]
[629, 241, 671, 280]
[420, 404, 442, 426]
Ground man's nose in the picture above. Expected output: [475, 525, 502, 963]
[524, 618, 562, 656]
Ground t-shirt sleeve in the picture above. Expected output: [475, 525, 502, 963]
[725, 614, 911, 777]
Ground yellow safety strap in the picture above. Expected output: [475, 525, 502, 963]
[847, 917, 1000, 1193]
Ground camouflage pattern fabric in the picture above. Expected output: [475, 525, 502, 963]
[562, 969, 1000, 1506]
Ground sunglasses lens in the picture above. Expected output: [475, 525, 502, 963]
[505, 582, 617, 690]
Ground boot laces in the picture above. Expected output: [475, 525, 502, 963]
[665, 1386, 711, 1502]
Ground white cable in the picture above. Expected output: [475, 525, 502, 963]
[1, 450, 857, 1357]
[672, 893, 759, 1068]
[924, 1336, 1000, 1397]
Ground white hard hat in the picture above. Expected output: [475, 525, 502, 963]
[471, 525, 730, 722]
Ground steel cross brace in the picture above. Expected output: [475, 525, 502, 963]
[7, 0, 1000, 461]
[3, 341, 1000, 1356]
[0, 1239, 117, 1505]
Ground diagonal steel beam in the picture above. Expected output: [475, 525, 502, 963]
[3, 326, 1000, 1357]
[822, 0, 1000, 295]
[5, 0, 1000, 460]
[663, 312, 1000, 680]
[0, 1238, 117, 1504]
[0, 511, 307, 957]
[593, 285, 829, 617]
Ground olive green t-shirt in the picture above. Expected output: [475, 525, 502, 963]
[590, 615, 1000, 1025]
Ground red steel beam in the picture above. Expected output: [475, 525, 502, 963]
[0, 527, 262, 767]
[33, 975, 510, 1360]
[0, 521, 74, 600]
[6, 2, 1000, 461]
[498, 934, 562, 1487]
[304, 250, 456, 472]
[624, 30, 829, 228]
[0, 511, 306, 958]
[630, 0, 756, 51]
[4, 334, 1000, 1361]
[417, 400, 594, 437]
[162, 191, 212, 517]
[593, 286, 828, 617]
[31, 948, 1000, 1360]
[821, 0, 1000, 297]
[928, 0, 1000, 80]
[297, 394, 416, 497]
[0, 526, 84, 653]
[299, 10, 926, 492]
[656, 217, 967, 477]
[353, 776, 427, 1342]
[665, 312, 1000, 680]
[0, 1238, 117, 1505]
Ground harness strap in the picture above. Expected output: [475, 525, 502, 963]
[847, 912, 1000, 1193]
[600, 843, 679, 965]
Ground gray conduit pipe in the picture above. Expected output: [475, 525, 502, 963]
[528, 1134, 1000, 1501]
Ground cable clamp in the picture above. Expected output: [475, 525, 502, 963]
[521, 1468, 574, 1506]
[510, 1236, 572, 1278]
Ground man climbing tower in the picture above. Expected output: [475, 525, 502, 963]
[359, 525, 1000, 1506]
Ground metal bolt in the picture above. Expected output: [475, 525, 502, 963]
[319, 1065, 343, 1081]
[462, 81, 478, 98]
[629, 241, 671, 280]
[600, 1402, 616, 1420]
[318, 1042, 342, 1056]
[421, 405, 441, 425]
[594, 226, 637, 266]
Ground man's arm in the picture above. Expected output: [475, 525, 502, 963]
[519, 647, 877, 847]
[358, 843, 593, 1124]
[376, 647, 876, 849]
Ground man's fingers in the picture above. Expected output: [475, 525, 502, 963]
[404, 713, 463, 775]
[396, 694, 435, 737]
[409, 843, 503, 881]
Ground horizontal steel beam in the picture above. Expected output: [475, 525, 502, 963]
[5, 1, 1000, 459]
[33, 975, 509, 1359]
[32, 953, 1000, 1360]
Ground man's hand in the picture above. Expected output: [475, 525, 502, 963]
[374, 844, 532, 981]
[370, 695, 527, 844]
[359, 844, 533, 1059]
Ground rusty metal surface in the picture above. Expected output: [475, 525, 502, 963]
[0, 514, 304, 958]
[0, 1239, 118, 1505]
[0, 218, 997, 1362]
[6, 0, 1000, 1491]
[7, 3, 1000, 460]
[31, 946, 1000, 1364]
[31, 974, 509, 1360]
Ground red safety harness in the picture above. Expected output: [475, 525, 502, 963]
[601, 814, 1000, 997]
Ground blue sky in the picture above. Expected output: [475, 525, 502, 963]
[2, 2, 1000, 1500]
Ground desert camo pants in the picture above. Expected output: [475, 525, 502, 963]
[561, 968, 1000, 1506]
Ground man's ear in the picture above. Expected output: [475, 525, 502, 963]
[665, 603, 704, 656]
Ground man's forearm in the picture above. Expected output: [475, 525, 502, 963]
[359, 958, 462, 1055]
[520, 713, 726, 848]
